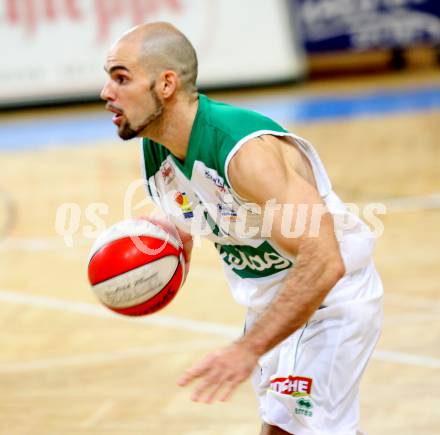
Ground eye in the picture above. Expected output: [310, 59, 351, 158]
[114, 74, 128, 85]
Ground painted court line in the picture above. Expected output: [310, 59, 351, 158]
[0, 340, 217, 374]
[367, 193, 440, 213]
[0, 289, 240, 338]
[1, 289, 439, 370]
[0, 236, 89, 251]
[373, 350, 440, 369]
[81, 400, 115, 428]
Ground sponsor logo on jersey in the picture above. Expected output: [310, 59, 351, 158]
[295, 397, 314, 417]
[217, 202, 238, 220]
[215, 191, 238, 221]
[174, 192, 194, 219]
[270, 376, 312, 397]
[161, 161, 175, 185]
[216, 241, 293, 279]
[204, 169, 226, 193]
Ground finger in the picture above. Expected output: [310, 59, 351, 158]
[219, 379, 240, 402]
[190, 377, 220, 402]
[177, 360, 211, 386]
[204, 381, 225, 404]
[177, 369, 202, 387]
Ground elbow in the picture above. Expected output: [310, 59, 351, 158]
[335, 258, 346, 281]
[327, 255, 345, 287]
[316, 251, 345, 290]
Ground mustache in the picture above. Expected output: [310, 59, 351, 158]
[106, 103, 124, 115]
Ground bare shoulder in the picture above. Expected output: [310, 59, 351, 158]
[232, 135, 288, 167]
[228, 134, 315, 203]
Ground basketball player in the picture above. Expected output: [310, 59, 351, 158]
[101, 22, 383, 435]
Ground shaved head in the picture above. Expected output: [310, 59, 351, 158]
[120, 22, 198, 94]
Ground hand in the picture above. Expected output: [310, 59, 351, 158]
[145, 212, 193, 275]
[177, 341, 259, 403]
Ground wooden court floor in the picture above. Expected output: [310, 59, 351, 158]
[0, 68, 439, 435]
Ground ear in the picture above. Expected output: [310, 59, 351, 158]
[159, 70, 179, 99]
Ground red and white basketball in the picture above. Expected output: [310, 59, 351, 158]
[88, 218, 186, 316]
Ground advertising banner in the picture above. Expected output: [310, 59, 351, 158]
[0, 0, 306, 105]
[294, 0, 440, 53]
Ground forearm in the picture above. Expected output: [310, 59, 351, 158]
[147, 208, 193, 273]
[237, 245, 345, 357]
[178, 228, 193, 266]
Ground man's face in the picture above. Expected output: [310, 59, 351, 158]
[101, 40, 163, 140]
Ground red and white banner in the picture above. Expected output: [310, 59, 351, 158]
[1, 0, 306, 105]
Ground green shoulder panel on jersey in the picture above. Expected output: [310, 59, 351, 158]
[199, 95, 289, 182]
[155, 94, 289, 182]
[142, 138, 170, 179]
[140, 94, 288, 185]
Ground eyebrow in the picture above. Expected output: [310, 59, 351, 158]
[104, 65, 130, 74]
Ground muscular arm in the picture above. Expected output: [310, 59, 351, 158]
[178, 135, 345, 403]
[230, 135, 345, 356]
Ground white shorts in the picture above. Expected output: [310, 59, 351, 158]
[250, 294, 383, 435]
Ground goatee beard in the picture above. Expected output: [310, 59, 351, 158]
[118, 85, 164, 141]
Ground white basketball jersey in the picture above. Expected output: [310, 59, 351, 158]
[141, 95, 383, 313]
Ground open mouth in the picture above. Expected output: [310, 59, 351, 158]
[112, 113, 123, 126]
[106, 104, 124, 126]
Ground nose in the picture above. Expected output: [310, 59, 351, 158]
[100, 79, 114, 102]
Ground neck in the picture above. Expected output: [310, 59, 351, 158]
[142, 93, 199, 160]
